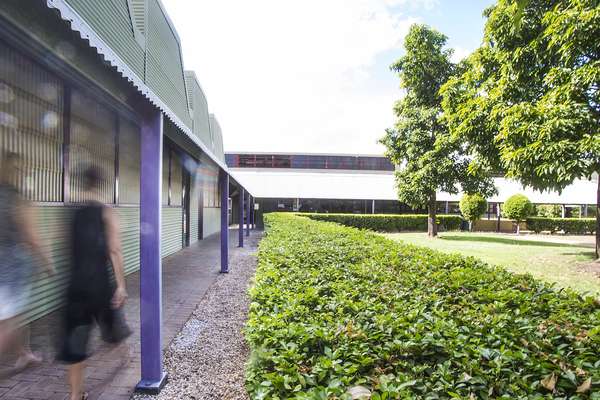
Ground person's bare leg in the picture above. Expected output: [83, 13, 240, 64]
[68, 362, 85, 400]
[0, 318, 18, 356]
[14, 324, 42, 369]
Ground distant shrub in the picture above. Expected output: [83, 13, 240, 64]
[503, 194, 533, 233]
[526, 217, 559, 234]
[536, 204, 562, 218]
[303, 213, 462, 232]
[459, 193, 487, 230]
[559, 218, 596, 234]
[526, 217, 596, 234]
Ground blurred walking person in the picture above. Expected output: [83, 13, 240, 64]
[0, 151, 53, 371]
[58, 165, 130, 400]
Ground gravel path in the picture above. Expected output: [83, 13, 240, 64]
[133, 233, 261, 400]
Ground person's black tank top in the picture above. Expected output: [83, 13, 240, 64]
[68, 202, 111, 306]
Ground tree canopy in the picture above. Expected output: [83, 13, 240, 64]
[441, 0, 600, 255]
[381, 24, 495, 237]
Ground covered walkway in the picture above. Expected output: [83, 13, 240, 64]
[0, 228, 261, 400]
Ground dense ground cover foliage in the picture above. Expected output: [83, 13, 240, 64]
[305, 213, 462, 233]
[527, 217, 597, 235]
[246, 213, 600, 399]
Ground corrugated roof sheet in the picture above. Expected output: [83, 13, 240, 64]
[45, 0, 230, 171]
[230, 168, 597, 205]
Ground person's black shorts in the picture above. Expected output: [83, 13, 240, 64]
[57, 298, 131, 364]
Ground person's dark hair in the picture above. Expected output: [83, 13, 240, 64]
[82, 165, 105, 191]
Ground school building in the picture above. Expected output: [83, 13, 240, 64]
[0, 0, 255, 392]
[227, 152, 598, 227]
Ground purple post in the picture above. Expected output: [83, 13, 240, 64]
[136, 108, 167, 393]
[246, 193, 251, 237]
[251, 199, 255, 229]
[238, 187, 244, 247]
[219, 170, 229, 273]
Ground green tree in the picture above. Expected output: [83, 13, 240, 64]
[442, 0, 600, 257]
[381, 24, 494, 237]
[459, 193, 487, 231]
[503, 194, 533, 234]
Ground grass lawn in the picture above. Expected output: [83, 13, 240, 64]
[384, 231, 600, 296]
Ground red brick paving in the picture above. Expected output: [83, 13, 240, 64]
[0, 229, 259, 400]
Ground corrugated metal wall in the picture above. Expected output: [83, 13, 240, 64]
[0, 0, 236, 327]
[22, 205, 140, 325]
[184, 71, 211, 148]
[145, 0, 191, 127]
[161, 206, 182, 257]
[209, 114, 225, 162]
[24, 206, 73, 324]
[64, 0, 145, 80]
[189, 174, 200, 244]
[117, 207, 140, 274]
[69, 89, 116, 204]
[119, 117, 141, 204]
[202, 207, 221, 238]
[0, 39, 64, 202]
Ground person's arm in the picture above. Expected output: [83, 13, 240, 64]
[19, 201, 54, 275]
[103, 207, 127, 308]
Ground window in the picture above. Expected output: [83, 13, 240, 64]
[0, 40, 64, 202]
[201, 162, 219, 208]
[170, 151, 182, 206]
[162, 146, 170, 205]
[69, 89, 116, 204]
[118, 116, 140, 204]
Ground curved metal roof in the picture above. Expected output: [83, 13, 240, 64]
[44, 0, 229, 170]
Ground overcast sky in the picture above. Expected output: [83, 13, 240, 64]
[161, 0, 494, 155]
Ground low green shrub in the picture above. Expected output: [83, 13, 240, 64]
[527, 217, 596, 234]
[303, 213, 463, 232]
[459, 193, 487, 229]
[527, 217, 560, 234]
[246, 213, 600, 399]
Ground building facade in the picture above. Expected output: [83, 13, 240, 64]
[0, 0, 254, 391]
[227, 152, 598, 227]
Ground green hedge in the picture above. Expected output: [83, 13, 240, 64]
[303, 213, 463, 232]
[246, 213, 600, 399]
[527, 217, 596, 234]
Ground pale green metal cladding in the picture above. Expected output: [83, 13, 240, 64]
[184, 71, 212, 148]
[209, 114, 225, 162]
[61, 0, 145, 79]
[0, 0, 232, 325]
[63, 0, 191, 127]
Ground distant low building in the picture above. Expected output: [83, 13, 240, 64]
[227, 152, 597, 226]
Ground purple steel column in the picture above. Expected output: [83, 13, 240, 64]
[219, 170, 229, 273]
[250, 198, 255, 229]
[136, 108, 167, 393]
[238, 187, 244, 247]
[246, 193, 251, 236]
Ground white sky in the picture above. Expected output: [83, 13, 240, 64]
[160, 0, 472, 154]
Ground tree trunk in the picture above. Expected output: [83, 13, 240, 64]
[596, 177, 599, 259]
[428, 194, 438, 237]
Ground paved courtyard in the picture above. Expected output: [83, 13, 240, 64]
[0, 229, 260, 400]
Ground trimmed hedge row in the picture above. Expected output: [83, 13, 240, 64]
[527, 217, 597, 234]
[303, 213, 463, 232]
[246, 213, 600, 399]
